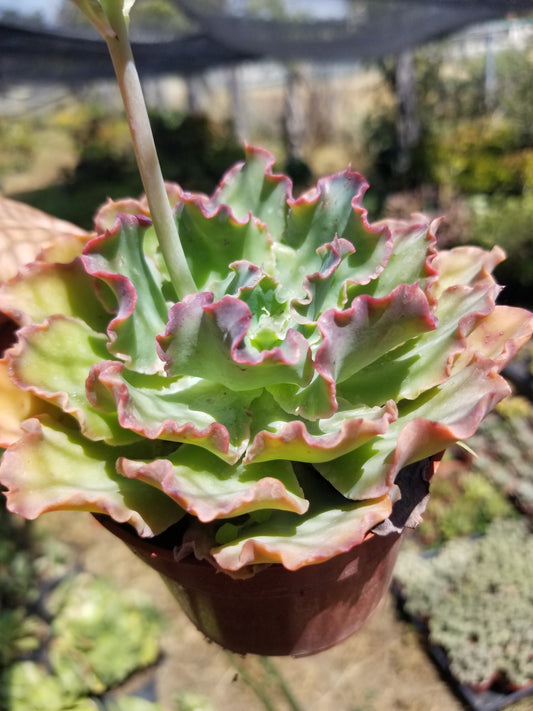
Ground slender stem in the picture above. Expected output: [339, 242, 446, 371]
[226, 653, 277, 711]
[260, 656, 304, 711]
[102, 4, 196, 298]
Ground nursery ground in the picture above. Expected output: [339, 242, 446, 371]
[34, 511, 533, 711]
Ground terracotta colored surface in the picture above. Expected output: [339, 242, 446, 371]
[96, 514, 403, 657]
[94, 456, 440, 657]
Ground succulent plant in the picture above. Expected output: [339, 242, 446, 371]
[0, 498, 38, 609]
[0, 572, 164, 711]
[466, 398, 533, 516]
[0, 609, 47, 667]
[415, 467, 516, 547]
[46, 573, 163, 696]
[0, 661, 85, 711]
[395, 518, 533, 691]
[0, 0, 532, 578]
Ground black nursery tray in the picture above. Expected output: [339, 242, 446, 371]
[392, 583, 533, 711]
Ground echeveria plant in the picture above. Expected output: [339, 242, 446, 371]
[0, 0, 532, 578]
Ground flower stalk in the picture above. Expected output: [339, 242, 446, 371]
[72, 0, 196, 298]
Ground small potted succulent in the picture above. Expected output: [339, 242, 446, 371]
[1, 0, 532, 656]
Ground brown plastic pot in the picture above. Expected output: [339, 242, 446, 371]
[95, 456, 439, 657]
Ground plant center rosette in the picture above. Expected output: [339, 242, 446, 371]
[0, 147, 531, 579]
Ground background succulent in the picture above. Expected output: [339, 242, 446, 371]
[395, 518, 533, 691]
[467, 396, 533, 517]
[0, 497, 164, 711]
[415, 467, 517, 547]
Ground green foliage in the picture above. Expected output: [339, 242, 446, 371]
[0, 609, 47, 666]
[464, 191, 533, 306]
[363, 43, 533, 226]
[394, 49, 533, 306]
[0, 497, 38, 609]
[0, 495, 166, 710]
[362, 48, 486, 208]
[1, 659, 170, 710]
[414, 48, 486, 124]
[0, 571, 164, 710]
[71, 107, 136, 182]
[495, 47, 533, 145]
[151, 112, 244, 194]
[361, 110, 433, 213]
[0, 661, 86, 711]
[0, 119, 36, 184]
[432, 118, 530, 196]
[468, 398, 533, 515]
[16, 110, 242, 230]
[396, 518, 533, 690]
[46, 573, 164, 696]
[417, 467, 516, 547]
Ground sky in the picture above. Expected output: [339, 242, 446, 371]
[0, 0, 61, 23]
[0, 0, 351, 24]
[0, 0, 356, 29]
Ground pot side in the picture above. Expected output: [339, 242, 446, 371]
[94, 519, 402, 657]
[94, 456, 438, 657]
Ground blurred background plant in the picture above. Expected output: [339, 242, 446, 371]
[0, 119, 36, 183]
[2, 106, 243, 230]
[395, 518, 533, 692]
[414, 467, 517, 548]
[0, 494, 169, 711]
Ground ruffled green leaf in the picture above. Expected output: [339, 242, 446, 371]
[432, 244, 505, 296]
[118, 445, 308, 522]
[462, 304, 533, 369]
[0, 358, 55, 447]
[0, 416, 183, 536]
[266, 371, 336, 420]
[159, 292, 313, 390]
[283, 170, 368, 252]
[290, 236, 356, 322]
[87, 360, 258, 462]
[316, 356, 510, 501]
[245, 397, 397, 464]
[315, 283, 437, 386]
[7, 316, 136, 444]
[212, 145, 290, 236]
[338, 275, 501, 406]
[275, 170, 390, 306]
[232, 270, 290, 350]
[174, 197, 274, 296]
[210, 465, 392, 572]
[0, 259, 109, 332]
[82, 215, 169, 374]
[346, 217, 438, 301]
